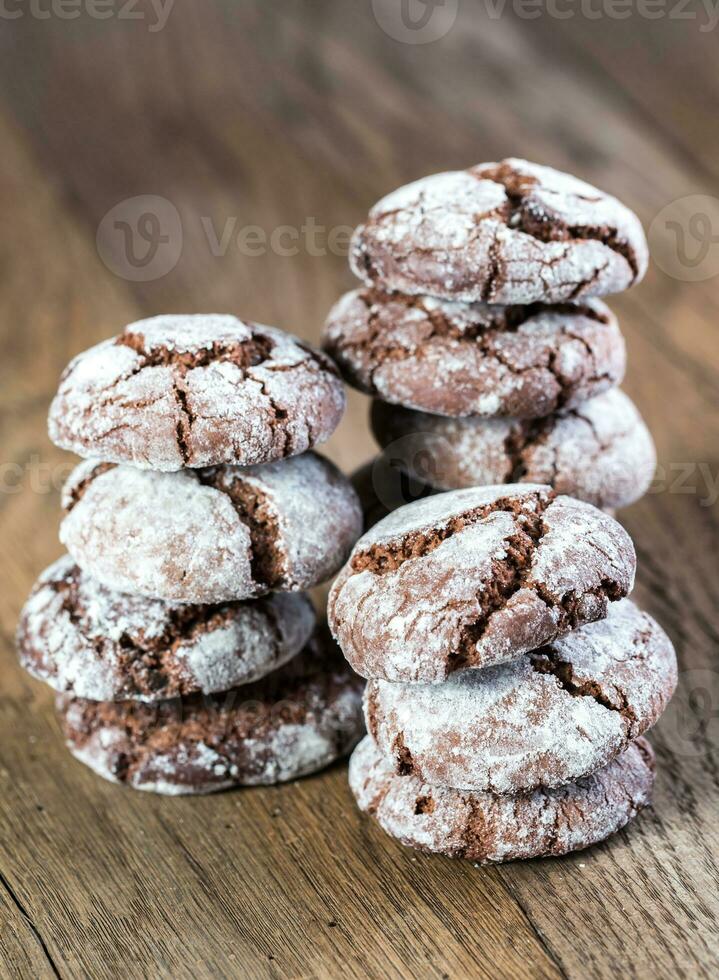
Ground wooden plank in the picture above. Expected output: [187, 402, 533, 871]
[0, 3, 716, 976]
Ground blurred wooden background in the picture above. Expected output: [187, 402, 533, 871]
[0, 2, 718, 977]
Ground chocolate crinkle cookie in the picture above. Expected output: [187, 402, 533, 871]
[350, 159, 648, 305]
[349, 735, 655, 865]
[58, 630, 365, 795]
[17, 555, 316, 702]
[371, 388, 657, 511]
[365, 599, 676, 793]
[323, 289, 625, 419]
[59, 452, 363, 604]
[48, 314, 346, 470]
[328, 484, 636, 682]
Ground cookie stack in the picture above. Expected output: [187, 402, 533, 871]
[17, 314, 365, 794]
[322, 159, 657, 524]
[325, 161, 677, 863]
[329, 485, 677, 863]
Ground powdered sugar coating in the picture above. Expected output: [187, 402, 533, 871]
[323, 289, 625, 418]
[349, 735, 654, 863]
[58, 635, 365, 795]
[17, 555, 315, 701]
[60, 453, 363, 603]
[366, 600, 676, 793]
[350, 159, 648, 305]
[371, 389, 656, 510]
[328, 485, 636, 682]
[48, 314, 346, 470]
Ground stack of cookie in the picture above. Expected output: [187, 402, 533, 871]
[322, 159, 657, 524]
[325, 161, 677, 863]
[17, 314, 365, 794]
[329, 484, 677, 863]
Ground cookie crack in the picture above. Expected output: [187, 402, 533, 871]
[392, 731, 415, 776]
[250, 374, 291, 456]
[350, 488, 554, 574]
[337, 292, 611, 402]
[171, 376, 193, 465]
[63, 462, 117, 512]
[528, 648, 637, 729]
[47, 567, 263, 694]
[503, 418, 557, 482]
[117, 331, 275, 372]
[449, 515, 546, 672]
[471, 162, 639, 278]
[196, 471, 286, 592]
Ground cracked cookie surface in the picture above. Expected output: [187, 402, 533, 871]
[48, 314, 346, 470]
[58, 629, 365, 795]
[17, 555, 315, 701]
[349, 734, 655, 863]
[371, 389, 656, 510]
[60, 452, 363, 603]
[350, 159, 647, 305]
[365, 599, 676, 793]
[328, 484, 636, 682]
[323, 289, 625, 418]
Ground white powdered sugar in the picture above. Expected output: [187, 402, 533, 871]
[366, 600, 676, 795]
[210, 453, 363, 593]
[329, 485, 636, 681]
[349, 735, 654, 864]
[60, 464, 254, 602]
[373, 388, 656, 510]
[127, 314, 255, 350]
[357, 482, 548, 549]
[323, 288, 625, 419]
[48, 314, 345, 471]
[350, 159, 648, 304]
[18, 555, 316, 701]
[60, 452, 361, 603]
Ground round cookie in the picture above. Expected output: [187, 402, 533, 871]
[349, 735, 655, 864]
[328, 484, 636, 682]
[17, 555, 316, 702]
[60, 452, 363, 604]
[365, 599, 676, 793]
[371, 389, 656, 511]
[58, 630, 365, 794]
[323, 290, 625, 418]
[350, 159, 648, 305]
[48, 314, 346, 471]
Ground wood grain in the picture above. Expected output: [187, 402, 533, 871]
[0, 3, 717, 977]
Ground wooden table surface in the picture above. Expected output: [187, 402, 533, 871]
[0, 3, 717, 977]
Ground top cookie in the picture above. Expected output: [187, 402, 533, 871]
[350, 159, 648, 305]
[48, 314, 346, 471]
[328, 485, 636, 682]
